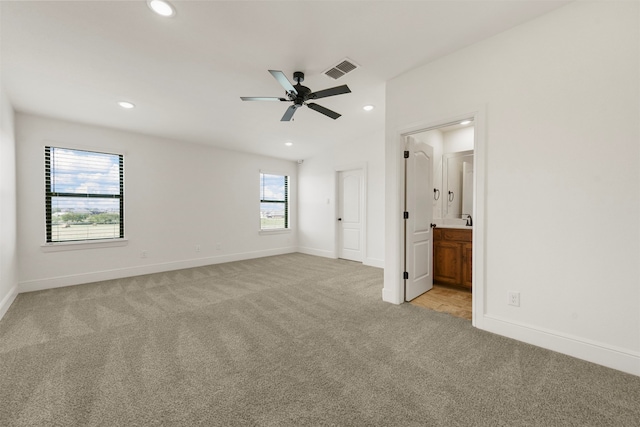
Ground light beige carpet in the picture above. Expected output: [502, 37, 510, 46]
[1, 253, 639, 426]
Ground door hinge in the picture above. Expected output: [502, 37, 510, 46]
[403, 272, 409, 280]
[403, 211, 409, 219]
[404, 150, 409, 159]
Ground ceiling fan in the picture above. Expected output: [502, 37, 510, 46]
[241, 70, 351, 121]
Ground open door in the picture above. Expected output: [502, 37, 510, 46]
[404, 136, 434, 301]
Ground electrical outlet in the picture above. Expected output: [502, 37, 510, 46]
[195, 245, 201, 252]
[141, 250, 148, 259]
[508, 291, 520, 307]
[216, 243, 221, 251]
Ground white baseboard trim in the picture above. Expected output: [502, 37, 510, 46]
[18, 247, 297, 293]
[297, 248, 385, 270]
[297, 246, 335, 259]
[364, 257, 384, 269]
[480, 314, 640, 377]
[0, 285, 18, 321]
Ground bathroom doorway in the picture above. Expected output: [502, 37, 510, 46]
[403, 119, 475, 320]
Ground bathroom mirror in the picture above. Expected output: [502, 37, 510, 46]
[442, 150, 473, 219]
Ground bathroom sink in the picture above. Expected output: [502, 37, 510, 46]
[437, 218, 472, 229]
[443, 218, 467, 226]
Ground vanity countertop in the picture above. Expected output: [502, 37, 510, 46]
[437, 225, 472, 230]
[434, 219, 472, 230]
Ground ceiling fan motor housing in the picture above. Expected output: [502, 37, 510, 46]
[291, 85, 312, 105]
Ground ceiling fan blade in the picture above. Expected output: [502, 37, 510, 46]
[240, 96, 287, 101]
[269, 70, 298, 95]
[281, 105, 298, 121]
[307, 103, 341, 120]
[309, 85, 351, 100]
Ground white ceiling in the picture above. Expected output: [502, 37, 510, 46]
[1, 0, 569, 161]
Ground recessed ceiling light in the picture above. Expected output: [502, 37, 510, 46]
[118, 101, 135, 109]
[460, 120, 471, 125]
[363, 105, 374, 111]
[148, 0, 175, 17]
[285, 142, 293, 147]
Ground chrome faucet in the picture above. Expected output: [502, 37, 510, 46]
[466, 215, 473, 226]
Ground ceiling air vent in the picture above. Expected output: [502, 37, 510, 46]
[324, 58, 359, 80]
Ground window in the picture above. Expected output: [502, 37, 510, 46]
[260, 173, 289, 230]
[45, 146, 124, 243]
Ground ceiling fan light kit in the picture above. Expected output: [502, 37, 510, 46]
[241, 70, 351, 121]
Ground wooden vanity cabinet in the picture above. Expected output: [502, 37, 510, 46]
[461, 242, 473, 288]
[433, 228, 472, 290]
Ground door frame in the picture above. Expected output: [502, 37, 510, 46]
[334, 162, 367, 262]
[390, 109, 486, 328]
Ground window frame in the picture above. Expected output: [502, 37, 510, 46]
[44, 146, 125, 244]
[259, 172, 289, 232]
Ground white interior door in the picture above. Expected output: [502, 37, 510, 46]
[338, 169, 363, 262]
[405, 136, 434, 301]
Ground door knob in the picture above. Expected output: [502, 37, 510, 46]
[430, 223, 436, 228]
[338, 218, 342, 221]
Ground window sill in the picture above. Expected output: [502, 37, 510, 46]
[41, 239, 128, 252]
[259, 229, 291, 236]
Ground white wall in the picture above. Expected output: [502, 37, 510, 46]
[298, 128, 384, 268]
[385, 1, 639, 375]
[443, 127, 473, 154]
[0, 89, 18, 319]
[16, 113, 298, 291]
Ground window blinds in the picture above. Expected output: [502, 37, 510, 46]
[45, 146, 124, 242]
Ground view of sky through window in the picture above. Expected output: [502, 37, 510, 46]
[50, 148, 120, 198]
[260, 174, 285, 201]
